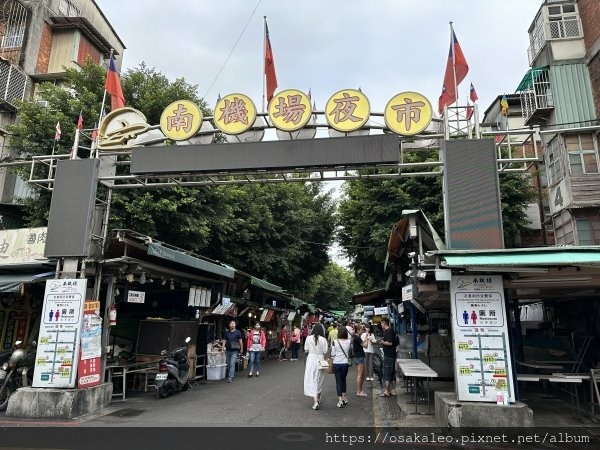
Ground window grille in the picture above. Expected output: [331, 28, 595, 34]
[57, 0, 81, 17]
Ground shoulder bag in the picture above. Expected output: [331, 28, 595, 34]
[311, 338, 332, 372]
[337, 339, 352, 367]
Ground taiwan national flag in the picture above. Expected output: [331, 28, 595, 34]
[438, 27, 469, 114]
[105, 55, 125, 110]
[264, 19, 278, 103]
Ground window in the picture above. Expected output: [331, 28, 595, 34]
[553, 210, 573, 245]
[546, 137, 563, 185]
[1, 16, 26, 48]
[547, 3, 581, 39]
[566, 133, 598, 175]
[576, 216, 600, 245]
[57, 0, 81, 17]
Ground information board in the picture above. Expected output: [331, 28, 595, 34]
[32, 279, 87, 388]
[77, 301, 102, 388]
[450, 275, 515, 403]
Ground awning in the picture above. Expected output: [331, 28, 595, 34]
[0, 272, 55, 293]
[441, 249, 600, 267]
[516, 66, 548, 92]
[352, 288, 386, 305]
[250, 276, 283, 293]
[147, 242, 234, 279]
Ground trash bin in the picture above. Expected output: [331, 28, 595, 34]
[207, 364, 226, 380]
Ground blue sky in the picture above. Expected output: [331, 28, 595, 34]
[98, 0, 543, 116]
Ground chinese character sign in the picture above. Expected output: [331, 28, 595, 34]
[160, 100, 203, 141]
[325, 89, 370, 133]
[384, 91, 433, 136]
[450, 275, 515, 403]
[32, 279, 87, 388]
[268, 89, 312, 132]
[214, 93, 257, 135]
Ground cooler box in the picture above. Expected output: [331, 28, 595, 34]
[207, 351, 226, 366]
[207, 364, 226, 380]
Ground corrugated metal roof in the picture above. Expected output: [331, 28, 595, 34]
[550, 64, 596, 126]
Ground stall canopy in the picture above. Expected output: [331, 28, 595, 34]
[147, 242, 234, 279]
[0, 272, 55, 292]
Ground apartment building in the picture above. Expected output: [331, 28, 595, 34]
[0, 0, 124, 224]
[515, 0, 600, 246]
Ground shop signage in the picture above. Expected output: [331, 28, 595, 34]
[97, 90, 433, 151]
[77, 301, 102, 388]
[373, 306, 388, 315]
[0, 227, 47, 265]
[32, 279, 87, 388]
[127, 290, 145, 303]
[449, 275, 515, 403]
[402, 284, 413, 301]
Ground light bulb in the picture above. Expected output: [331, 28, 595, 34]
[139, 273, 146, 284]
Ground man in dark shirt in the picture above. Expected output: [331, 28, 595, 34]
[378, 317, 397, 397]
[223, 320, 243, 382]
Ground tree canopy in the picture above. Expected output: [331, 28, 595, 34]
[337, 159, 537, 291]
[6, 59, 338, 296]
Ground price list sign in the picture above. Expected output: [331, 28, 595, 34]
[32, 279, 87, 388]
[450, 275, 515, 403]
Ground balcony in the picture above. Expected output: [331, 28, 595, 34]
[0, 58, 28, 112]
[517, 67, 554, 126]
[527, 14, 583, 65]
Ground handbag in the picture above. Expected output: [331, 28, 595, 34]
[228, 332, 241, 350]
[337, 339, 352, 367]
[311, 339, 331, 372]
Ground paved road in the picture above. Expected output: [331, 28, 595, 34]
[84, 356, 378, 427]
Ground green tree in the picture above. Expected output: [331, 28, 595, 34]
[7, 59, 337, 289]
[306, 262, 358, 311]
[337, 155, 536, 290]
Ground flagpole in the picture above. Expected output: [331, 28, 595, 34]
[450, 22, 461, 134]
[262, 16, 267, 113]
[96, 49, 113, 157]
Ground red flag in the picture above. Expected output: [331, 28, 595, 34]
[466, 102, 474, 120]
[105, 55, 125, 110]
[91, 122, 98, 141]
[54, 121, 61, 141]
[438, 27, 469, 114]
[77, 111, 83, 130]
[264, 19, 278, 103]
[469, 83, 478, 103]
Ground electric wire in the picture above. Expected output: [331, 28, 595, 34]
[203, 0, 263, 100]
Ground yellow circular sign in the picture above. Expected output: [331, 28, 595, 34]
[325, 89, 370, 132]
[160, 100, 203, 141]
[384, 91, 432, 136]
[214, 93, 257, 135]
[268, 89, 312, 132]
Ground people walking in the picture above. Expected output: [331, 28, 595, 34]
[291, 324, 301, 360]
[361, 324, 377, 381]
[327, 321, 339, 345]
[246, 322, 266, 377]
[378, 317, 398, 397]
[303, 323, 328, 410]
[278, 324, 290, 361]
[353, 323, 367, 396]
[223, 320, 243, 383]
[331, 326, 351, 408]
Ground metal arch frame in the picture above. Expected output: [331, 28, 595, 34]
[0, 107, 540, 190]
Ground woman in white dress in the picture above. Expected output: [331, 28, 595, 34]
[303, 323, 328, 410]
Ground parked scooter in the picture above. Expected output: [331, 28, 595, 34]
[155, 337, 191, 398]
[0, 340, 36, 411]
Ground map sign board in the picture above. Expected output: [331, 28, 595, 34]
[450, 275, 515, 403]
[32, 279, 87, 388]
